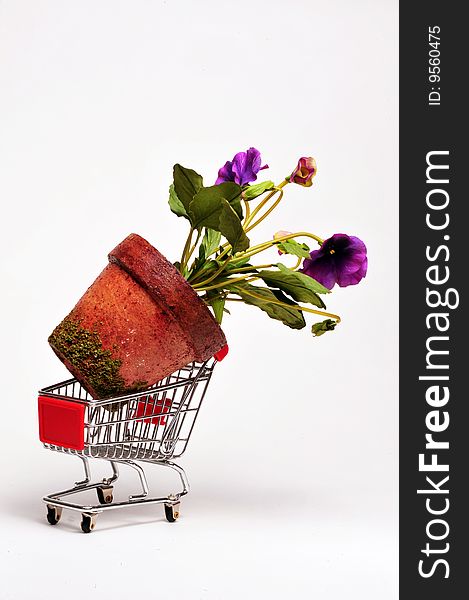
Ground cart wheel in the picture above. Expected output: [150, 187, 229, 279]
[164, 502, 180, 523]
[96, 486, 113, 504]
[81, 514, 97, 533]
[46, 505, 62, 525]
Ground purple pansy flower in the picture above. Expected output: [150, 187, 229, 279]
[301, 233, 368, 289]
[216, 147, 268, 185]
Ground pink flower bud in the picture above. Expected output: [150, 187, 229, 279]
[273, 230, 292, 254]
[289, 157, 317, 187]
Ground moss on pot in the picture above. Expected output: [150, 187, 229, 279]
[48, 319, 148, 398]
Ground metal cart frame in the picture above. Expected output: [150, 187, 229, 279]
[38, 358, 218, 532]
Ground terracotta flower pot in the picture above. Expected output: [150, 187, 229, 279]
[48, 233, 227, 399]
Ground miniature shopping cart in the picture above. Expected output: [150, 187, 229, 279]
[38, 348, 227, 533]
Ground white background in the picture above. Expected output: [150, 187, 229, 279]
[0, 1, 398, 598]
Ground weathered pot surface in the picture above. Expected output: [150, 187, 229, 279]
[48, 233, 227, 398]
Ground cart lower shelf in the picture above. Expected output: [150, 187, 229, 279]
[43, 454, 188, 533]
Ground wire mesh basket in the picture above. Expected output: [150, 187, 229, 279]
[39, 359, 215, 460]
[38, 355, 224, 532]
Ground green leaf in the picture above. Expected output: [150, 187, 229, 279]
[311, 319, 337, 337]
[218, 200, 250, 252]
[189, 259, 219, 282]
[277, 239, 311, 259]
[216, 182, 243, 219]
[211, 296, 225, 324]
[203, 290, 227, 324]
[226, 258, 255, 272]
[173, 164, 203, 215]
[189, 188, 226, 229]
[258, 265, 328, 308]
[228, 283, 306, 330]
[243, 180, 275, 200]
[189, 183, 243, 225]
[168, 184, 189, 219]
[189, 191, 249, 253]
[199, 228, 221, 261]
[277, 263, 330, 294]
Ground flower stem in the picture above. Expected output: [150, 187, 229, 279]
[180, 228, 194, 273]
[192, 256, 232, 288]
[193, 253, 301, 290]
[243, 198, 251, 222]
[236, 231, 324, 261]
[229, 263, 273, 273]
[194, 274, 259, 292]
[186, 230, 201, 266]
[290, 256, 302, 270]
[245, 189, 284, 233]
[243, 179, 288, 230]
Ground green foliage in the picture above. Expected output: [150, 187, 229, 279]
[170, 163, 248, 257]
[210, 296, 226, 324]
[215, 182, 244, 218]
[218, 200, 250, 252]
[225, 257, 256, 272]
[228, 282, 306, 329]
[258, 264, 328, 308]
[242, 180, 275, 200]
[188, 258, 219, 283]
[277, 239, 311, 259]
[311, 319, 337, 336]
[168, 184, 189, 219]
[173, 164, 203, 217]
[202, 290, 227, 324]
[277, 263, 329, 293]
[189, 191, 249, 252]
[189, 183, 243, 224]
[199, 228, 222, 261]
[167, 162, 339, 337]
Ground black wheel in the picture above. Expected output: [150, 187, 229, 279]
[96, 487, 113, 504]
[81, 514, 96, 533]
[164, 503, 180, 523]
[46, 505, 61, 525]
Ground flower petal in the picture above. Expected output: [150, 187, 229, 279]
[216, 160, 234, 184]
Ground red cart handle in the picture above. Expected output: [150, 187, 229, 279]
[214, 344, 229, 361]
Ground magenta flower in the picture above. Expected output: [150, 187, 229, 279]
[301, 234, 367, 289]
[289, 157, 317, 187]
[216, 147, 268, 186]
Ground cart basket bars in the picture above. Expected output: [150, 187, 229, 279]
[38, 359, 217, 461]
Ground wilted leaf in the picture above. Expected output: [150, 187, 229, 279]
[311, 319, 337, 336]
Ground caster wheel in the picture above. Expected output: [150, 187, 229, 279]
[46, 505, 62, 525]
[164, 502, 180, 523]
[96, 487, 113, 504]
[81, 514, 97, 533]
